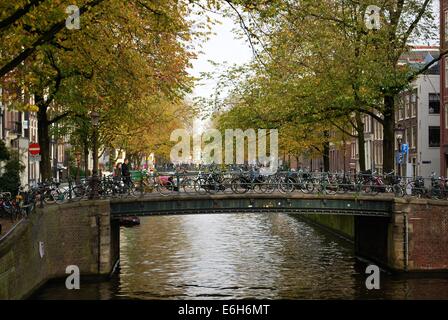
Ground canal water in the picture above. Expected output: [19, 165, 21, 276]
[34, 213, 448, 299]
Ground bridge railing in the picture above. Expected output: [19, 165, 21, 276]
[12, 170, 447, 206]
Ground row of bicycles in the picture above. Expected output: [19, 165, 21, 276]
[0, 189, 36, 223]
[148, 169, 448, 200]
[1, 170, 447, 218]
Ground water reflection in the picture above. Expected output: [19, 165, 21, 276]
[33, 213, 448, 300]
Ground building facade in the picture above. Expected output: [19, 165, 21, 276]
[441, 0, 448, 177]
[396, 67, 440, 183]
[0, 79, 72, 185]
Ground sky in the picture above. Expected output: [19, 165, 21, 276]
[188, 12, 252, 101]
[187, 10, 253, 132]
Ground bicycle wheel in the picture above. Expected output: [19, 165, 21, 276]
[55, 190, 68, 204]
[326, 182, 338, 195]
[262, 176, 277, 194]
[181, 178, 195, 194]
[303, 180, 314, 194]
[221, 178, 233, 194]
[254, 179, 266, 194]
[393, 184, 404, 197]
[231, 178, 248, 194]
[158, 181, 175, 196]
[369, 182, 379, 196]
[336, 180, 349, 194]
[72, 185, 86, 201]
[43, 190, 57, 204]
[279, 177, 295, 194]
[361, 181, 374, 195]
[404, 181, 414, 197]
[194, 178, 208, 195]
[206, 180, 220, 194]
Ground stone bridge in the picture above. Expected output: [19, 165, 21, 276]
[109, 193, 394, 217]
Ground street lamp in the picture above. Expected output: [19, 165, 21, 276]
[89, 111, 100, 200]
[395, 124, 405, 177]
[75, 151, 81, 183]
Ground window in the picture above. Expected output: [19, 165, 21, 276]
[406, 93, 414, 119]
[404, 96, 409, 119]
[445, 10, 448, 38]
[411, 126, 417, 148]
[411, 90, 417, 117]
[399, 104, 404, 120]
[429, 93, 440, 114]
[446, 57, 448, 89]
[429, 126, 440, 147]
[446, 104, 448, 128]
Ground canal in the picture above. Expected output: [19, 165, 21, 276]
[33, 213, 448, 299]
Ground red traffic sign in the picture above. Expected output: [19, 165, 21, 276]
[29, 143, 40, 155]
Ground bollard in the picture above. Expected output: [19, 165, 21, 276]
[176, 172, 180, 193]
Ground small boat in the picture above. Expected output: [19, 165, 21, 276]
[118, 216, 141, 227]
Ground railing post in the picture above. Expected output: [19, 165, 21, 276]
[176, 172, 180, 194]
[141, 171, 144, 197]
[68, 178, 72, 201]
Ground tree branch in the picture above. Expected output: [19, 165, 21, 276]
[331, 120, 358, 138]
[0, 0, 106, 78]
[402, 0, 431, 45]
[224, 0, 269, 68]
[358, 108, 384, 125]
[49, 111, 71, 125]
[407, 49, 448, 82]
[0, 0, 45, 31]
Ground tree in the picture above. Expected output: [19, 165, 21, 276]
[2, 0, 197, 180]
[0, 143, 25, 195]
[219, 0, 439, 173]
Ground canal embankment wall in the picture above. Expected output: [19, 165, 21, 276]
[0, 200, 118, 300]
[389, 199, 448, 272]
[300, 214, 355, 240]
[301, 199, 448, 272]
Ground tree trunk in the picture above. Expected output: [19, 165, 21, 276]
[36, 95, 51, 181]
[382, 95, 395, 174]
[355, 112, 366, 172]
[323, 131, 330, 172]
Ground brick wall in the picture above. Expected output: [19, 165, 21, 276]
[392, 199, 448, 271]
[0, 200, 118, 300]
[407, 202, 448, 270]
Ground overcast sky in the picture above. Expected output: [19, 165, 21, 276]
[188, 12, 252, 100]
[187, 10, 253, 131]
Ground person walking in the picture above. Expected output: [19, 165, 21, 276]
[121, 159, 131, 186]
[114, 163, 122, 181]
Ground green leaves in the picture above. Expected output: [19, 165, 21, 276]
[213, 0, 437, 161]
